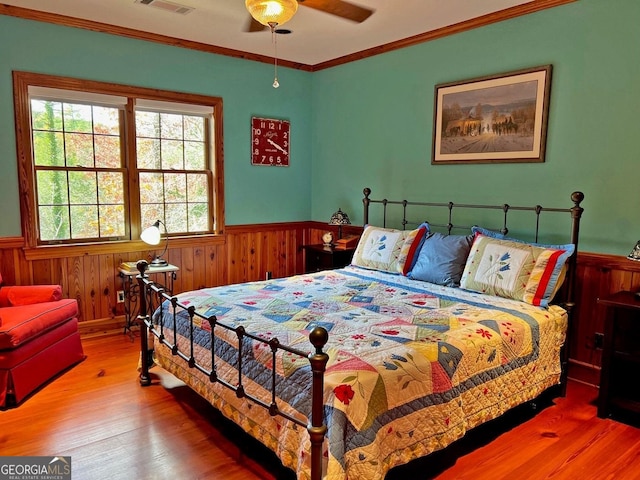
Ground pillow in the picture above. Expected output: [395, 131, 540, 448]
[5, 285, 63, 306]
[471, 226, 571, 301]
[407, 232, 473, 287]
[351, 224, 427, 274]
[460, 233, 575, 307]
[472, 226, 571, 250]
[471, 226, 509, 240]
[397, 223, 429, 275]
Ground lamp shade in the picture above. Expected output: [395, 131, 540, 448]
[329, 208, 351, 226]
[245, 0, 298, 27]
[141, 220, 169, 267]
[329, 208, 351, 240]
[140, 221, 162, 246]
[628, 240, 640, 261]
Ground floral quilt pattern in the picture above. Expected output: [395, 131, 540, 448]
[152, 266, 567, 480]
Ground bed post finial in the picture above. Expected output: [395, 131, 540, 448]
[136, 259, 149, 275]
[363, 188, 371, 226]
[571, 191, 585, 210]
[308, 326, 329, 480]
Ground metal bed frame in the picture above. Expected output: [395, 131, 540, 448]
[136, 187, 584, 480]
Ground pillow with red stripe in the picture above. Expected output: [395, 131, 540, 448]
[460, 232, 575, 307]
[397, 223, 429, 275]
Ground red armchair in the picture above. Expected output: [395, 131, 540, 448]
[0, 273, 84, 408]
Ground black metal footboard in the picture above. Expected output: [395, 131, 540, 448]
[135, 260, 329, 480]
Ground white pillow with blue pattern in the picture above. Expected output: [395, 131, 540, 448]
[460, 227, 575, 307]
[351, 224, 428, 274]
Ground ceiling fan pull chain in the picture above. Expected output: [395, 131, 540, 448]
[271, 25, 280, 88]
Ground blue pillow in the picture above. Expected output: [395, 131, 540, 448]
[408, 232, 473, 287]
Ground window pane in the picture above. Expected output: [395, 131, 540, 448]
[139, 172, 164, 204]
[100, 204, 125, 237]
[161, 139, 184, 170]
[141, 204, 164, 234]
[164, 173, 186, 203]
[184, 116, 204, 141]
[95, 135, 121, 168]
[33, 131, 65, 167]
[68, 171, 97, 205]
[160, 113, 183, 139]
[165, 203, 187, 233]
[36, 170, 69, 205]
[31, 100, 63, 131]
[39, 205, 70, 241]
[98, 172, 125, 204]
[65, 132, 94, 167]
[136, 111, 160, 138]
[187, 173, 208, 202]
[185, 141, 205, 170]
[92, 106, 120, 135]
[137, 138, 161, 169]
[63, 103, 93, 133]
[188, 203, 208, 231]
[70, 205, 98, 238]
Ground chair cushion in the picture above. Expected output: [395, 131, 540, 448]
[0, 285, 62, 307]
[0, 299, 79, 350]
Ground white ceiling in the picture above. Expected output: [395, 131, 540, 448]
[3, 0, 536, 66]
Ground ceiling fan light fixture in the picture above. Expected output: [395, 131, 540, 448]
[245, 0, 298, 28]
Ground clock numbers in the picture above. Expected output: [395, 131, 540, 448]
[251, 117, 290, 167]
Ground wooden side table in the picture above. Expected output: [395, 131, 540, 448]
[596, 291, 640, 425]
[118, 263, 179, 335]
[302, 244, 355, 273]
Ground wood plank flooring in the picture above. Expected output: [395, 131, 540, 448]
[2, 334, 640, 480]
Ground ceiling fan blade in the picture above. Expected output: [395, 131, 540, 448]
[244, 15, 267, 32]
[299, 0, 374, 23]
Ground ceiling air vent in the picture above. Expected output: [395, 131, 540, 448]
[135, 0, 194, 15]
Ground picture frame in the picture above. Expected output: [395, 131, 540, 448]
[432, 65, 552, 165]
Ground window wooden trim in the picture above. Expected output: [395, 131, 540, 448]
[13, 71, 225, 250]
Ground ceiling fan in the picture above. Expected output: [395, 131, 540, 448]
[244, 0, 374, 32]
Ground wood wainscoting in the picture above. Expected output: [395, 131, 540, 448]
[0, 225, 636, 385]
[0, 222, 329, 337]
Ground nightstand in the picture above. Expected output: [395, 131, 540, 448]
[302, 244, 355, 273]
[118, 263, 179, 336]
[597, 291, 640, 425]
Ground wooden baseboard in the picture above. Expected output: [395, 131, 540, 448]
[79, 317, 125, 339]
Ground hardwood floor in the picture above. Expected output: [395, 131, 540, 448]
[2, 334, 640, 480]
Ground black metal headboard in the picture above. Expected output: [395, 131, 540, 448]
[362, 187, 584, 244]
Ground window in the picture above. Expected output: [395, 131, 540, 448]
[13, 72, 224, 248]
[135, 100, 212, 234]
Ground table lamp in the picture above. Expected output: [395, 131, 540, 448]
[329, 208, 351, 239]
[141, 220, 169, 267]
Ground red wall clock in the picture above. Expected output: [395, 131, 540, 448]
[251, 117, 290, 166]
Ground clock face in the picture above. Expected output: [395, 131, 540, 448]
[251, 117, 290, 166]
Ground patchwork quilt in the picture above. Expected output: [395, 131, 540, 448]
[152, 266, 567, 480]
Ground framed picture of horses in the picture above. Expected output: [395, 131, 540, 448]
[432, 65, 552, 165]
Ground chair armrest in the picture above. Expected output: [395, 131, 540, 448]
[0, 285, 63, 307]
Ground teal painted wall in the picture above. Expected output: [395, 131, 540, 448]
[311, 0, 640, 255]
[1, 0, 638, 255]
[0, 15, 312, 235]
